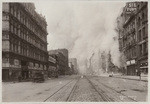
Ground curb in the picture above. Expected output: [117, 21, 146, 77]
[114, 76, 148, 82]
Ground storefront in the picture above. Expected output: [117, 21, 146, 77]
[139, 59, 148, 74]
[126, 59, 137, 75]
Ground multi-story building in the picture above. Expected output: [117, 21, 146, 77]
[68, 62, 74, 75]
[48, 49, 69, 75]
[2, 3, 48, 81]
[136, 2, 148, 74]
[69, 58, 78, 74]
[47, 55, 58, 77]
[117, 2, 148, 75]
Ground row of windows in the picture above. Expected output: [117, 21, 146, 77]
[10, 4, 47, 42]
[123, 33, 136, 48]
[10, 39, 47, 62]
[21, 3, 47, 30]
[137, 8, 148, 27]
[125, 21, 135, 34]
[139, 42, 148, 56]
[125, 47, 136, 59]
[9, 19, 47, 51]
[138, 26, 148, 42]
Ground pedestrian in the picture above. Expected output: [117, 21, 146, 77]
[136, 69, 138, 76]
[138, 70, 141, 81]
[111, 71, 114, 77]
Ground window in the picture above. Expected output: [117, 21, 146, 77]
[143, 42, 147, 55]
[10, 5, 13, 14]
[138, 17, 141, 27]
[142, 12, 145, 20]
[139, 45, 142, 56]
[146, 42, 148, 53]
[139, 30, 142, 41]
[2, 57, 9, 63]
[2, 41, 9, 50]
[143, 27, 145, 39]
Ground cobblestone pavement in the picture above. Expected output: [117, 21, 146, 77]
[2, 75, 148, 102]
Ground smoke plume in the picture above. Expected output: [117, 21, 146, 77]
[35, 1, 126, 74]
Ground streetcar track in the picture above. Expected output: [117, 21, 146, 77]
[44, 79, 74, 102]
[66, 77, 80, 101]
[93, 77, 137, 102]
[85, 76, 114, 102]
[55, 78, 79, 102]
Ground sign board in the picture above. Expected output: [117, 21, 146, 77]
[125, 2, 137, 14]
[126, 61, 130, 65]
[131, 60, 135, 64]
[49, 56, 56, 63]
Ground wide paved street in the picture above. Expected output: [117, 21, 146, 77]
[2, 75, 148, 102]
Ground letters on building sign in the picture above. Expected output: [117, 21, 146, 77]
[49, 56, 56, 63]
[125, 2, 137, 13]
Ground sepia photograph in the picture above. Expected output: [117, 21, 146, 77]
[2, 0, 148, 103]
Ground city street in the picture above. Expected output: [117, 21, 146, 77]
[2, 75, 148, 102]
[2, 1, 148, 103]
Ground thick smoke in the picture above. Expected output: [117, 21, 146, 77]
[35, 1, 125, 74]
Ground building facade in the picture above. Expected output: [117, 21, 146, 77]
[48, 49, 69, 75]
[136, 2, 148, 74]
[69, 58, 78, 74]
[47, 55, 58, 78]
[117, 2, 148, 75]
[2, 3, 48, 81]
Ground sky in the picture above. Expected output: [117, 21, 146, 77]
[34, 1, 126, 74]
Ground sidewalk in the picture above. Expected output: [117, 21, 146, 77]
[113, 74, 148, 82]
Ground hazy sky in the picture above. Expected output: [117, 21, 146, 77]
[34, 1, 125, 74]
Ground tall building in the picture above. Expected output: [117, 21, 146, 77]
[117, 2, 148, 75]
[136, 2, 148, 74]
[69, 58, 78, 74]
[48, 49, 69, 75]
[2, 3, 48, 81]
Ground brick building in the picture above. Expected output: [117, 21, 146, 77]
[117, 2, 148, 75]
[2, 3, 48, 81]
